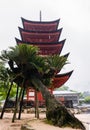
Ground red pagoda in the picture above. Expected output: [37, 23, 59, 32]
[15, 17, 73, 101]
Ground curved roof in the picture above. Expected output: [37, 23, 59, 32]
[15, 38, 65, 45]
[21, 17, 60, 32]
[52, 71, 73, 89]
[15, 38, 65, 55]
[19, 27, 62, 43]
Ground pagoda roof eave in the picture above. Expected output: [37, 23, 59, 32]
[63, 53, 70, 58]
[18, 27, 62, 33]
[21, 17, 60, 24]
[51, 71, 73, 89]
[15, 38, 66, 45]
[21, 17, 60, 31]
[55, 70, 73, 78]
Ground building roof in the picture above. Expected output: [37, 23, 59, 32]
[21, 17, 60, 32]
[52, 71, 73, 89]
[53, 90, 79, 95]
[15, 38, 65, 55]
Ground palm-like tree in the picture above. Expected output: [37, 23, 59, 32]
[0, 44, 85, 129]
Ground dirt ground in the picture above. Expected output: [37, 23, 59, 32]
[0, 112, 90, 130]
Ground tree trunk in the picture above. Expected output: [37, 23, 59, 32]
[18, 79, 26, 119]
[35, 90, 39, 118]
[32, 78, 85, 130]
[12, 85, 19, 122]
[0, 81, 13, 119]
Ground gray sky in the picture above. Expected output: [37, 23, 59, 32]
[0, 0, 90, 92]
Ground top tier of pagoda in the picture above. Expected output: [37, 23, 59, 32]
[16, 17, 73, 89]
[21, 17, 60, 32]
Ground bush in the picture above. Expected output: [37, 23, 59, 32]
[84, 96, 90, 103]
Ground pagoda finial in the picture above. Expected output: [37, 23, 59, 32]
[40, 10, 42, 22]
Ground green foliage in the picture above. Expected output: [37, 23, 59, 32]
[0, 63, 9, 100]
[79, 92, 84, 98]
[46, 55, 68, 72]
[9, 83, 17, 98]
[0, 45, 39, 63]
[84, 96, 90, 103]
[0, 61, 17, 100]
[0, 62, 9, 81]
[44, 118, 53, 125]
[0, 81, 17, 101]
[0, 44, 68, 89]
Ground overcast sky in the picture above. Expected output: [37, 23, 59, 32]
[0, 0, 90, 92]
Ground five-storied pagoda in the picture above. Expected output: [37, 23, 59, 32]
[15, 13, 73, 101]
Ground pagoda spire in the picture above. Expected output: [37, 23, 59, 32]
[40, 10, 42, 22]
